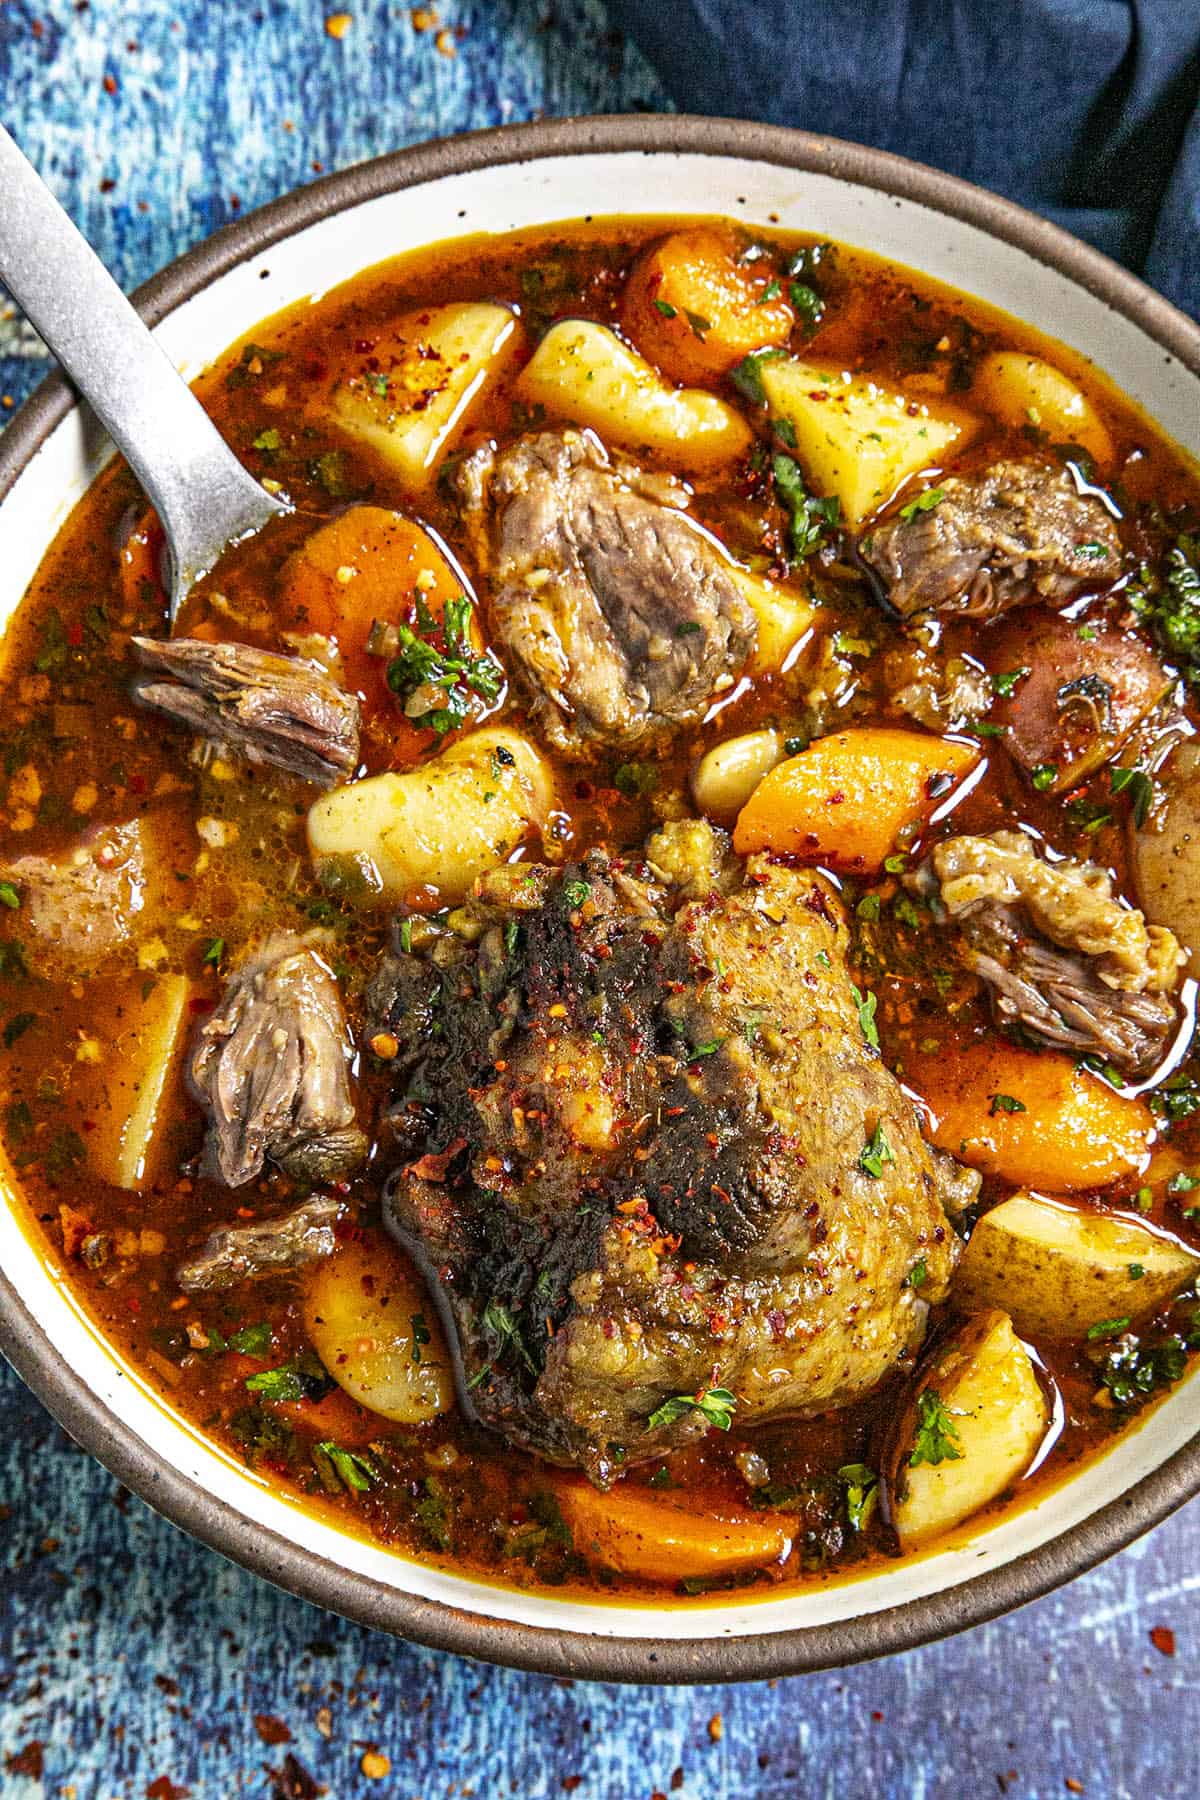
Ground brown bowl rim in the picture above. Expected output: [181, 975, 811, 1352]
[1, 113, 1198, 1684]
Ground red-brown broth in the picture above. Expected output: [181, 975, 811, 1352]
[2, 217, 1199, 1602]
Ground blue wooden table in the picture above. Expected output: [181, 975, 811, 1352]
[0, 6, 1197, 1793]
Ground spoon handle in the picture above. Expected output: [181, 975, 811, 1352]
[0, 123, 283, 618]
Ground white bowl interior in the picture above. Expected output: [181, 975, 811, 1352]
[1, 148, 1197, 1644]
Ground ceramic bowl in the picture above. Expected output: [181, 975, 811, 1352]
[1, 116, 1198, 1683]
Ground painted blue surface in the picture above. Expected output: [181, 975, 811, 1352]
[0, 5, 1197, 1794]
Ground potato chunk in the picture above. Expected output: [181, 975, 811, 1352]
[760, 357, 977, 526]
[515, 319, 752, 471]
[85, 974, 193, 1190]
[972, 351, 1114, 467]
[1132, 738, 1200, 975]
[888, 1310, 1048, 1549]
[328, 302, 523, 487]
[620, 226, 795, 385]
[304, 1231, 454, 1424]
[554, 1478, 795, 1581]
[306, 726, 555, 906]
[956, 1191, 1198, 1339]
[729, 567, 816, 673]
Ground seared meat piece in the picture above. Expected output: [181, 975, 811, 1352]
[176, 1195, 340, 1291]
[2, 820, 152, 976]
[131, 636, 359, 787]
[915, 831, 1184, 1072]
[862, 461, 1122, 620]
[456, 429, 756, 757]
[190, 931, 367, 1187]
[369, 844, 964, 1486]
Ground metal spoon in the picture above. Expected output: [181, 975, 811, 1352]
[0, 123, 286, 622]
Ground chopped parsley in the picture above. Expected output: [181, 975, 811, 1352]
[648, 1387, 737, 1432]
[313, 1441, 375, 1494]
[562, 878, 592, 908]
[1110, 765, 1153, 828]
[772, 452, 840, 562]
[788, 280, 823, 327]
[613, 760, 659, 798]
[202, 936, 225, 967]
[653, 298, 678, 319]
[730, 347, 787, 405]
[0, 883, 19, 911]
[1031, 763, 1059, 791]
[468, 1299, 537, 1387]
[1149, 1076, 1200, 1122]
[991, 667, 1029, 699]
[859, 1121, 894, 1179]
[415, 1475, 453, 1550]
[683, 309, 712, 340]
[989, 1092, 1026, 1116]
[850, 983, 879, 1051]
[899, 486, 945, 522]
[904, 1258, 928, 1290]
[1126, 534, 1200, 689]
[1168, 1171, 1200, 1194]
[385, 595, 502, 736]
[837, 1462, 879, 1531]
[1095, 1331, 1188, 1406]
[252, 427, 282, 452]
[410, 1314, 431, 1364]
[3, 1012, 35, 1049]
[909, 1389, 963, 1467]
[1087, 1316, 1131, 1341]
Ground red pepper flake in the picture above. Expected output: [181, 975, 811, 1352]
[1064, 1782, 1084, 1795]
[253, 1715, 292, 1746]
[671, 1770, 684, 1791]
[5, 1744, 44, 1779]
[66, 622, 84, 646]
[561, 1780, 583, 1794]
[707, 1713, 723, 1743]
[145, 1779, 190, 1800]
[264, 1755, 320, 1800]
[188, 996, 215, 1015]
[128, 772, 147, 794]
[103, 72, 118, 94]
[1150, 1625, 1176, 1656]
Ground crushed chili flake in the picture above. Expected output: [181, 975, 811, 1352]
[145, 1779, 189, 1800]
[264, 1754, 321, 1800]
[324, 11, 353, 37]
[1150, 1625, 1176, 1656]
[708, 1714, 723, 1743]
[254, 1714, 293, 1745]
[5, 1744, 44, 1779]
[360, 1749, 391, 1779]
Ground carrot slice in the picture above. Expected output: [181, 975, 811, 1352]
[906, 1038, 1154, 1190]
[733, 727, 977, 874]
[621, 226, 794, 385]
[554, 1478, 794, 1582]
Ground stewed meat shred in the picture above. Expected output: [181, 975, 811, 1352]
[176, 1195, 341, 1292]
[190, 931, 367, 1187]
[914, 831, 1185, 1072]
[2, 820, 152, 975]
[455, 429, 757, 756]
[131, 635, 360, 786]
[862, 461, 1122, 619]
[368, 839, 967, 1486]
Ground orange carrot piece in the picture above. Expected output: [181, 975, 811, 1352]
[554, 1478, 794, 1582]
[907, 1038, 1154, 1190]
[621, 226, 794, 385]
[733, 727, 978, 874]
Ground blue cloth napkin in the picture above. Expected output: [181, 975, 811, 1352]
[607, 0, 1200, 319]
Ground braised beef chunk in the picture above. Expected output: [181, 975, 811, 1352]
[2, 820, 152, 976]
[862, 461, 1122, 619]
[368, 832, 964, 1486]
[131, 636, 360, 787]
[914, 831, 1184, 1072]
[456, 429, 757, 756]
[190, 931, 367, 1187]
[176, 1195, 341, 1291]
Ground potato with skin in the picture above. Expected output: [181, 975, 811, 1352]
[986, 610, 1170, 793]
[732, 727, 978, 873]
[887, 1311, 1048, 1549]
[304, 1232, 454, 1424]
[620, 226, 795, 385]
[328, 302, 523, 487]
[84, 974, 193, 1191]
[306, 726, 555, 907]
[972, 351, 1114, 467]
[907, 1037, 1155, 1190]
[554, 1477, 796, 1582]
[760, 357, 978, 526]
[515, 319, 752, 471]
[1131, 738, 1200, 975]
[955, 1191, 1198, 1340]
